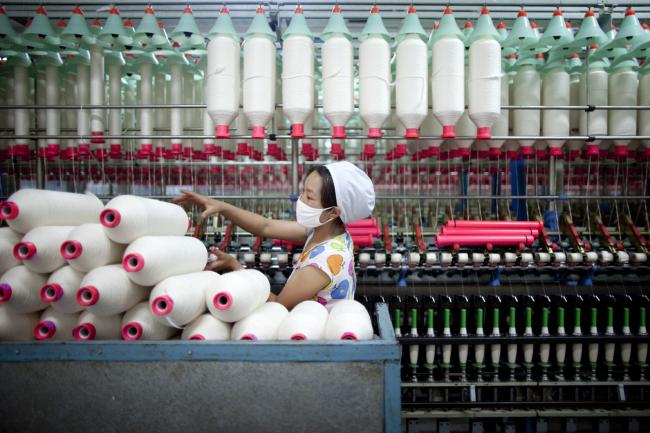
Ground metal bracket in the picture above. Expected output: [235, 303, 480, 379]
[469, 384, 477, 403]
[618, 383, 626, 402]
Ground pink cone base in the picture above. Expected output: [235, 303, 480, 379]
[99, 208, 121, 228]
[212, 292, 233, 311]
[34, 320, 56, 340]
[73, 323, 96, 340]
[122, 253, 145, 273]
[122, 322, 143, 340]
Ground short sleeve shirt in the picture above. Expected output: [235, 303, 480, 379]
[288, 229, 356, 310]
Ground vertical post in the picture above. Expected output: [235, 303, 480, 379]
[291, 137, 299, 197]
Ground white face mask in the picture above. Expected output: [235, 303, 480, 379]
[296, 197, 335, 228]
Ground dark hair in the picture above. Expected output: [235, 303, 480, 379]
[306, 165, 345, 229]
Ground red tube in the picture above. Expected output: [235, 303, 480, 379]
[346, 227, 380, 237]
[351, 234, 374, 247]
[345, 218, 377, 228]
[446, 220, 543, 230]
[440, 226, 539, 238]
[435, 235, 533, 247]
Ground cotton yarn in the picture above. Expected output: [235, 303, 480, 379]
[121, 302, 177, 341]
[0, 227, 21, 274]
[0, 305, 38, 341]
[432, 37, 465, 131]
[40, 265, 85, 314]
[395, 36, 428, 134]
[468, 38, 502, 134]
[277, 300, 328, 340]
[231, 302, 289, 341]
[181, 313, 231, 341]
[206, 269, 270, 323]
[122, 236, 208, 286]
[513, 64, 541, 149]
[61, 223, 125, 272]
[77, 264, 149, 317]
[0, 189, 103, 234]
[100, 195, 189, 244]
[0, 265, 49, 314]
[34, 307, 78, 341]
[324, 300, 374, 340]
[14, 225, 75, 273]
[150, 271, 221, 328]
[73, 310, 122, 341]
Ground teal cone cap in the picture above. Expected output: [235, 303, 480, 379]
[23, 6, 60, 48]
[359, 6, 390, 42]
[581, 46, 610, 70]
[134, 6, 168, 49]
[570, 9, 607, 49]
[61, 6, 96, 48]
[321, 5, 352, 41]
[468, 8, 499, 45]
[32, 51, 63, 67]
[429, 7, 462, 46]
[62, 48, 90, 66]
[610, 8, 646, 49]
[503, 8, 537, 48]
[496, 22, 508, 43]
[395, 6, 427, 44]
[131, 51, 158, 66]
[0, 6, 21, 48]
[539, 8, 574, 47]
[171, 5, 205, 49]
[99, 7, 134, 50]
[245, 6, 276, 41]
[609, 53, 639, 71]
[0, 50, 31, 67]
[104, 50, 126, 66]
[568, 54, 582, 74]
[208, 6, 239, 41]
[283, 6, 313, 40]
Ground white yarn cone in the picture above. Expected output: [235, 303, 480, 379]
[100, 195, 189, 244]
[73, 310, 122, 341]
[181, 313, 231, 340]
[40, 265, 85, 314]
[0, 189, 103, 234]
[14, 226, 75, 273]
[121, 302, 177, 341]
[0, 227, 21, 274]
[205, 269, 270, 323]
[0, 305, 38, 341]
[61, 223, 125, 272]
[77, 264, 149, 317]
[122, 236, 208, 286]
[150, 271, 221, 328]
[325, 300, 374, 340]
[0, 265, 48, 314]
[277, 300, 328, 340]
[231, 302, 289, 341]
[34, 307, 78, 341]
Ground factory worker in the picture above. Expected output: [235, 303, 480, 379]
[175, 161, 375, 310]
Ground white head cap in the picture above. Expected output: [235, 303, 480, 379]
[325, 161, 375, 224]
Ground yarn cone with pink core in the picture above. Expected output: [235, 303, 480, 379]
[121, 302, 177, 341]
[0, 227, 21, 274]
[73, 310, 121, 340]
[14, 226, 75, 273]
[277, 300, 328, 340]
[40, 265, 85, 314]
[181, 313, 231, 341]
[34, 307, 78, 341]
[205, 269, 270, 323]
[61, 223, 125, 272]
[230, 302, 288, 341]
[77, 264, 149, 316]
[0, 265, 48, 314]
[325, 300, 374, 340]
[0, 306, 39, 341]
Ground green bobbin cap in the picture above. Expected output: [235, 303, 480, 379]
[539, 8, 574, 47]
[98, 7, 135, 50]
[503, 7, 537, 48]
[23, 6, 60, 48]
[429, 7, 462, 46]
[61, 6, 95, 48]
[283, 6, 313, 40]
[496, 22, 508, 43]
[359, 5, 391, 42]
[245, 6, 276, 41]
[134, 6, 168, 49]
[0, 6, 21, 49]
[570, 8, 608, 50]
[321, 5, 352, 41]
[395, 6, 427, 44]
[104, 50, 126, 66]
[207, 6, 239, 41]
[33, 51, 63, 67]
[467, 7, 500, 45]
[0, 50, 31, 67]
[611, 8, 646, 49]
[171, 5, 204, 49]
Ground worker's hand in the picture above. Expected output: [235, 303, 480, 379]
[174, 190, 224, 220]
[205, 248, 242, 273]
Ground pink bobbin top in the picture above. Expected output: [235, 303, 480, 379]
[404, 128, 419, 139]
[40, 284, 64, 303]
[290, 333, 307, 341]
[251, 126, 266, 139]
[240, 334, 257, 341]
[99, 208, 121, 228]
[215, 124, 230, 139]
[291, 124, 305, 138]
[476, 127, 491, 140]
[442, 125, 456, 139]
[34, 320, 56, 340]
[122, 322, 143, 340]
[122, 253, 145, 273]
[60, 240, 83, 259]
[14, 242, 37, 260]
[189, 334, 205, 340]
[548, 147, 563, 157]
[332, 126, 346, 139]
[341, 332, 358, 340]
[519, 146, 534, 156]
[73, 323, 97, 340]
[0, 201, 18, 220]
[367, 128, 382, 139]
[0, 284, 12, 302]
[212, 292, 233, 311]
[151, 295, 174, 317]
[76, 285, 100, 307]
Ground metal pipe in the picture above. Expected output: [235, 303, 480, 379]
[7, 134, 650, 140]
[37, 195, 650, 201]
[291, 138, 299, 197]
[3, 104, 650, 110]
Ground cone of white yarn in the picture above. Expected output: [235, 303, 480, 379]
[122, 236, 208, 286]
[61, 223, 125, 272]
[0, 189, 103, 234]
[277, 300, 328, 340]
[0, 265, 49, 313]
[100, 195, 189, 244]
[33, 307, 78, 341]
[150, 271, 221, 328]
[13, 226, 75, 273]
[77, 264, 149, 317]
[181, 313, 231, 341]
[72, 310, 122, 341]
[40, 265, 85, 314]
[205, 269, 270, 323]
[0, 305, 39, 341]
[231, 302, 289, 341]
[121, 302, 177, 341]
[0, 227, 21, 274]
[324, 300, 374, 340]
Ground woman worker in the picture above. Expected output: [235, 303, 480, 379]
[175, 161, 375, 310]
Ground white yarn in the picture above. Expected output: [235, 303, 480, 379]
[78, 264, 149, 317]
[62, 223, 125, 272]
[206, 35, 240, 128]
[609, 69, 638, 146]
[322, 36, 354, 127]
[121, 301, 177, 341]
[456, 64, 476, 150]
[277, 300, 328, 340]
[282, 35, 314, 125]
[34, 307, 78, 341]
[359, 36, 391, 129]
[396, 36, 428, 130]
[469, 39, 501, 130]
[639, 71, 650, 148]
[542, 68, 570, 150]
[0, 189, 103, 234]
[0, 265, 48, 313]
[73, 310, 122, 340]
[567, 73, 583, 152]
[432, 37, 464, 127]
[206, 269, 270, 323]
[0, 305, 38, 341]
[513, 65, 541, 148]
[100, 195, 189, 244]
[122, 236, 208, 286]
[41, 265, 85, 314]
[242, 37, 276, 128]
[231, 302, 289, 340]
[149, 271, 221, 328]
[181, 313, 231, 341]
[15, 225, 75, 273]
[579, 69, 608, 142]
[324, 300, 374, 340]
[0, 227, 21, 274]
[490, 73, 510, 150]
